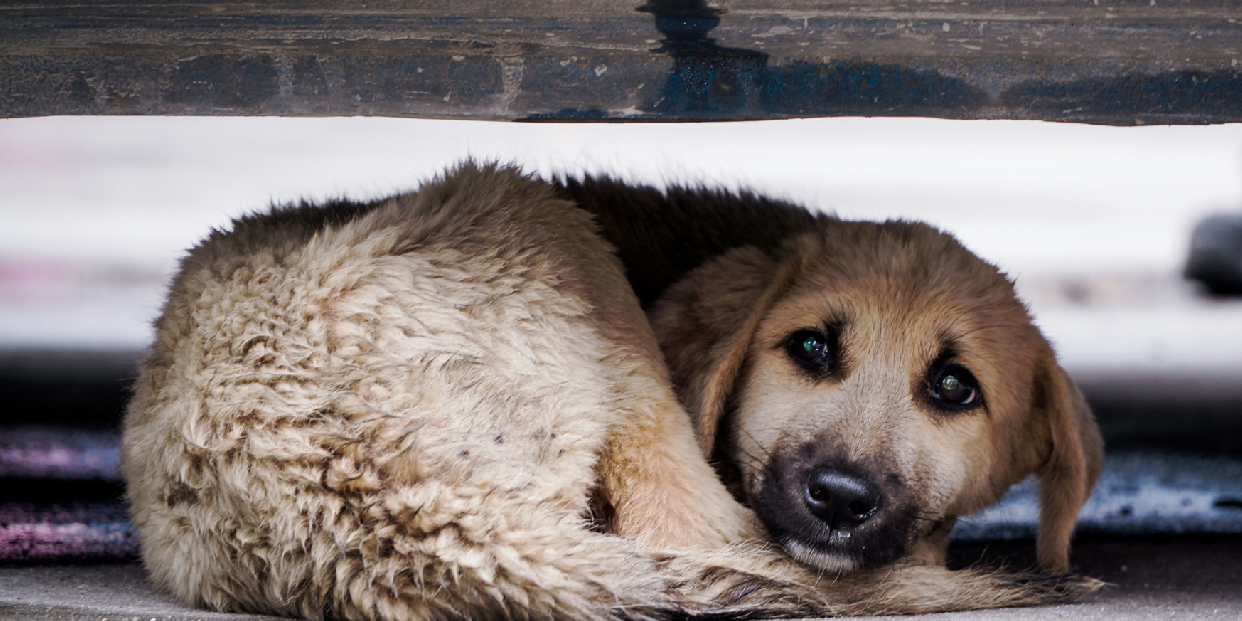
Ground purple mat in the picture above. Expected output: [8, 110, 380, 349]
[0, 502, 137, 561]
[1, 427, 135, 562]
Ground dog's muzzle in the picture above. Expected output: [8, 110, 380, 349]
[752, 454, 915, 571]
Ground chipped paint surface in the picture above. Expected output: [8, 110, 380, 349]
[1, 1, 1241, 123]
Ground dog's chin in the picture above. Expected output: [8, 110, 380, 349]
[781, 539, 861, 573]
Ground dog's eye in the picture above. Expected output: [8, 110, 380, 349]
[785, 329, 834, 374]
[929, 365, 980, 408]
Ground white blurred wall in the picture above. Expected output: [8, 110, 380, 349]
[1, 116, 1241, 378]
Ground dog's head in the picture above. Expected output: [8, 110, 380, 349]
[650, 220, 1102, 574]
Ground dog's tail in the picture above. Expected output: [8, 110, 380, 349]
[829, 564, 1104, 616]
[285, 513, 686, 621]
[641, 544, 1102, 620]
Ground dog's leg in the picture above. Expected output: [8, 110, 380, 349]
[908, 516, 956, 566]
[575, 256, 763, 551]
[594, 372, 763, 550]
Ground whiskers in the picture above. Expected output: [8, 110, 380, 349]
[716, 426, 778, 490]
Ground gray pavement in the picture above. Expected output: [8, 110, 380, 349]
[2, 537, 1240, 620]
[0, 564, 279, 621]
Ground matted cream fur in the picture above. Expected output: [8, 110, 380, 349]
[124, 163, 1101, 620]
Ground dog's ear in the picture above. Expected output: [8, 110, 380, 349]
[1033, 355, 1104, 574]
[650, 244, 807, 457]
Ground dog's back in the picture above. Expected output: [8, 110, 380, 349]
[124, 164, 680, 619]
[556, 176, 822, 308]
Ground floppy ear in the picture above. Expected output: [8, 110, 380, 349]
[649, 244, 807, 457]
[1034, 356, 1104, 574]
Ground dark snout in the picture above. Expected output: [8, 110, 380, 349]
[753, 452, 916, 570]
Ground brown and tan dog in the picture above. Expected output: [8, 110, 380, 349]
[123, 163, 1101, 621]
[562, 176, 1105, 576]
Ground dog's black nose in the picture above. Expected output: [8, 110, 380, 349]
[804, 467, 881, 531]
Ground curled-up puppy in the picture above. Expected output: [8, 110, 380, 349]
[124, 163, 1102, 621]
[562, 177, 1105, 575]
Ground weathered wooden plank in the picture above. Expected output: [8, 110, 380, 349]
[2, 1, 1240, 124]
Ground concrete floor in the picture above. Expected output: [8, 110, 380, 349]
[0, 563, 279, 620]
[2, 537, 1239, 621]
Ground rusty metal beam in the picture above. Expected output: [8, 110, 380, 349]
[2, 1, 1240, 124]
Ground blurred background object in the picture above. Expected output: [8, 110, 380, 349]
[1185, 212, 1242, 297]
